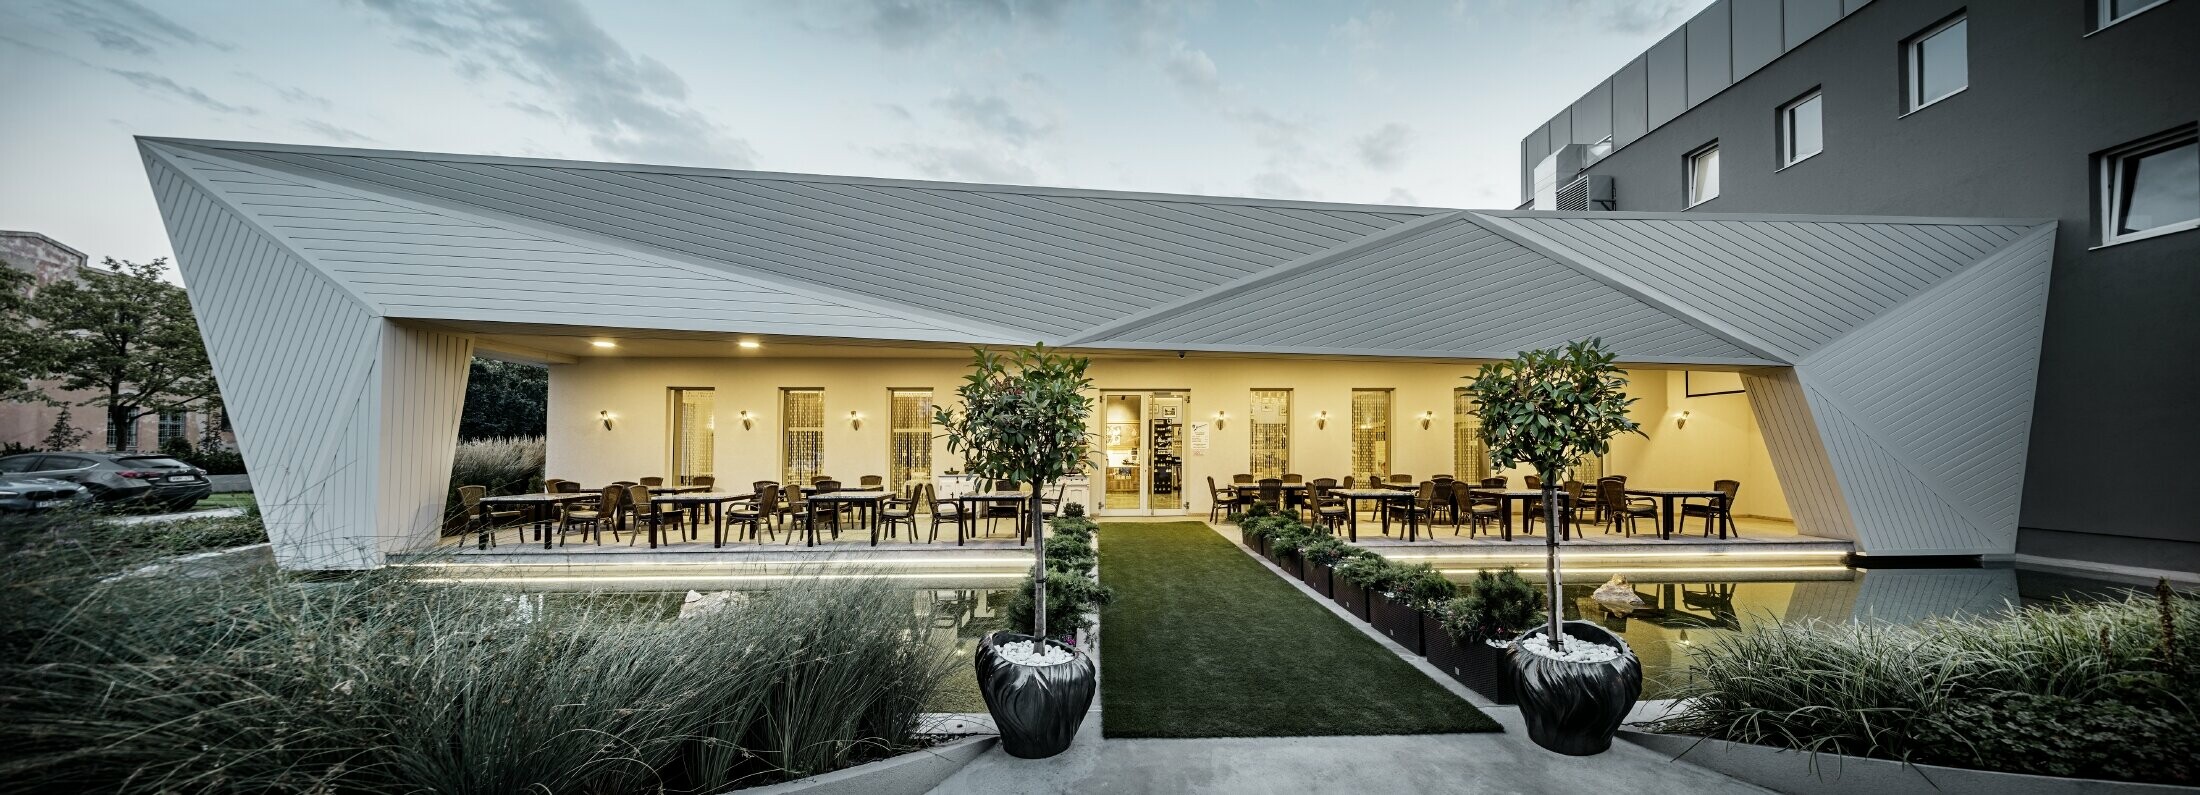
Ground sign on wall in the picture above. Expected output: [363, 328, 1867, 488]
[1187, 422, 1210, 455]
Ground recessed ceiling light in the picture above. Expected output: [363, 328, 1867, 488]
[737, 340, 762, 349]
[590, 340, 617, 348]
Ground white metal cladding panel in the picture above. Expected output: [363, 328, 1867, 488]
[1740, 368, 1857, 541]
[1850, 569, 2020, 624]
[1803, 381, 2002, 554]
[1099, 218, 1760, 361]
[152, 145, 976, 341]
[376, 325, 473, 555]
[1496, 216, 2034, 359]
[1801, 228, 2054, 535]
[145, 153, 386, 569]
[190, 145, 1430, 339]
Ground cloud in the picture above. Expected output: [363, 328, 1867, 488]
[107, 69, 256, 115]
[1333, 8, 1394, 56]
[1248, 171, 1306, 199]
[298, 119, 375, 144]
[1563, 0, 1701, 34]
[934, 89, 1052, 145]
[357, 0, 756, 168]
[841, 0, 1073, 49]
[1383, 187, 1420, 206]
[1158, 41, 1218, 95]
[1355, 123, 1412, 171]
[878, 143, 1036, 184]
[47, 0, 231, 55]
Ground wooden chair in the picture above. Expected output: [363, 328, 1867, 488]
[620, 484, 682, 544]
[728, 483, 779, 544]
[880, 483, 920, 540]
[1682, 480, 1741, 537]
[558, 485, 623, 545]
[1207, 476, 1245, 522]
[1598, 478, 1657, 536]
[457, 485, 524, 547]
[928, 484, 962, 542]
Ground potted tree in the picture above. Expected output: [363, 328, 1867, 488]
[936, 345, 1098, 759]
[1424, 568, 1541, 704]
[1463, 338, 1646, 755]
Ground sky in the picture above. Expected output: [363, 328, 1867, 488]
[0, 0, 1711, 273]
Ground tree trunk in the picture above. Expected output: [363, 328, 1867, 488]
[1542, 472, 1564, 651]
[1031, 476, 1048, 643]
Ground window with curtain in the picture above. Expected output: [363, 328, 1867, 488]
[669, 388, 714, 484]
[1351, 389, 1391, 483]
[782, 389, 823, 486]
[889, 389, 933, 492]
[1249, 389, 1290, 479]
[1452, 388, 1490, 482]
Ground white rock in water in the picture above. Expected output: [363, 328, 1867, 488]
[679, 589, 741, 619]
[1591, 574, 1645, 616]
[1516, 632, 1622, 664]
[997, 639, 1075, 667]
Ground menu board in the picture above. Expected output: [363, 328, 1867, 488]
[1187, 421, 1210, 454]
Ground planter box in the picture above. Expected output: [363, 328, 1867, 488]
[1421, 616, 1516, 704]
[1367, 592, 1424, 655]
[1333, 578, 1371, 620]
[1620, 730, 2189, 795]
[1299, 560, 1333, 596]
[1273, 548, 1303, 578]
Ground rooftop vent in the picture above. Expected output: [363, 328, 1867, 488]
[1555, 175, 1615, 212]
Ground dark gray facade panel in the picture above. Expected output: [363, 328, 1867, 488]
[1732, 0, 1785, 79]
[1842, 0, 1871, 15]
[1784, 0, 1842, 47]
[1546, 110, 1570, 157]
[1564, 0, 2200, 567]
[1521, 138, 1536, 204]
[1686, 0, 1734, 107]
[1573, 80, 1613, 145]
[1647, 29, 1689, 128]
[1613, 55, 1651, 147]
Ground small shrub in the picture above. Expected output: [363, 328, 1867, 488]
[1300, 535, 1350, 567]
[1060, 501, 1086, 518]
[1440, 568, 1542, 643]
[1395, 563, 1456, 608]
[1004, 569, 1116, 639]
[1333, 554, 1398, 590]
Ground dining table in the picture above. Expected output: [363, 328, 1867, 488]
[477, 492, 599, 549]
[952, 491, 1031, 545]
[650, 491, 758, 548]
[1625, 488, 1729, 539]
[803, 489, 890, 546]
[1327, 488, 1420, 542]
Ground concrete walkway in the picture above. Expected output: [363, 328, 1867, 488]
[107, 506, 245, 525]
[928, 520, 1768, 794]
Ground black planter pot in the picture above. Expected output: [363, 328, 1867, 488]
[974, 631, 1098, 759]
[1507, 621, 1642, 755]
[1274, 548, 1303, 578]
[1422, 620, 1517, 704]
[1300, 559, 1333, 596]
[1367, 592, 1425, 655]
[1333, 578, 1371, 620]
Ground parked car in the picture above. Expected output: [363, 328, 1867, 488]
[0, 453, 213, 511]
[0, 477, 94, 513]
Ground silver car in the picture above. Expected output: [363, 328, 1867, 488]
[0, 477, 95, 513]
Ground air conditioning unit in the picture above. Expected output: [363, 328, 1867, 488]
[1531, 144, 1588, 210]
[1555, 175, 1615, 212]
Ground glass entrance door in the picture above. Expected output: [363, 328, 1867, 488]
[1100, 391, 1189, 515]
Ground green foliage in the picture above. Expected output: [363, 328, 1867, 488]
[167, 438, 246, 474]
[932, 345, 1095, 488]
[0, 514, 956, 793]
[1005, 568, 1117, 639]
[1060, 501, 1087, 518]
[1395, 563, 1456, 608]
[0, 265, 35, 401]
[1333, 554, 1401, 590]
[23, 258, 217, 448]
[459, 357, 548, 441]
[1650, 590, 2200, 785]
[1439, 568, 1542, 643]
[38, 406, 87, 452]
[1461, 338, 1641, 481]
[1299, 534, 1350, 566]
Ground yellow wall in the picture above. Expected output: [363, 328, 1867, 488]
[545, 355, 1789, 520]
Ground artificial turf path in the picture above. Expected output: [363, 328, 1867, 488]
[1097, 521, 1498, 738]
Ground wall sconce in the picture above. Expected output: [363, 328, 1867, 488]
[1676, 410, 1691, 429]
[1213, 410, 1227, 430]
[849, 410, 864, 430]
[599, 410, 615, 430]
[738, 410, 754, 430]
[1314, 410, 1328, 430]
[1418, 410, 1435, 430]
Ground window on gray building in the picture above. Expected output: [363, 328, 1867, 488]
[2096, 0, 2171, 30]
[1779, 91, 1825, 168]
[2098, 125, 2199, 246]
[1686, 142, 1721, 207]
[1903, 15, 1967, 113]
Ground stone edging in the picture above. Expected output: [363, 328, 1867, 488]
[1620, 730, 2189, 794]
[728, 735, 997, 795]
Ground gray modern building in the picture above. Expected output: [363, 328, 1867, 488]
[1519, 0, 2200, 576]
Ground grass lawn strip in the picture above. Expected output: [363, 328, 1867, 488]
[1098, 521, 1498, 738]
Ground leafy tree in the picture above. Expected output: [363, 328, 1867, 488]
[26, 258, 216, 451]
[934, 345, 1096, 642]
[458, 358, 548, 441]
[41, 406, 89, 452]
[0, 265, 37, 401]
[1463, 339, 1642, 648]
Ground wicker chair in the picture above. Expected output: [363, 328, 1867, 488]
[1388, 474, 1413, 485]
[1208, 476, 1245, 522]
[558, 485, 623, 545]
[1386, 481, 1439, 529]
[1682, 480, 1741, 537]
[541, 478, 568, 494]
[880, 483, 920, 540]
[1598, 478, 1657, 536]
[928, 484, 962, 542]
[1457, 480, 1500, 536]
[1232, 474, 1256, 485]
[639, 476, 665, 488]
[728, 483, 779, 544]
[1256, 478, 1285, 512]
[457, 485, 524, 547]
[620, 484, 682, 544]
[1281, 473, 1304, 484]
[690, 475, 715, 490]
[859, 475, 884, 490]
[1309, 478, 1345, 531]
